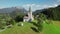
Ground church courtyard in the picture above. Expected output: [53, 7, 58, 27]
[0, 20, 60, 34]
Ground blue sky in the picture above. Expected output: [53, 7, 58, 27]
[0, 0, 60, 11]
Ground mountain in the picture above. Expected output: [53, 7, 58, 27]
[0, 7, 27, 13]
[10, 7, 28, 17]
[0, 7, 27, 17]
[0, 7, 15, 13]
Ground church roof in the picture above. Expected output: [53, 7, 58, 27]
[24, 16, 29, 19]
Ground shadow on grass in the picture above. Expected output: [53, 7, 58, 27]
[30, 22, 38, 27]
[30, 22, 43, 32]
[31, 27, 39, 32]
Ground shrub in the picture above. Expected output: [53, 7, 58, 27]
[9, 19, 16, 25]
[0, 20, 6, 29]
[15, 15, 23, 22]
[36, 13, 47, 32]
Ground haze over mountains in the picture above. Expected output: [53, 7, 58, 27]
[0, 7, 27, 14]
[0, 5, 60, 15]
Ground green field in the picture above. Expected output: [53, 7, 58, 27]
[0, 20, 60, 34]
[43, 21, 60, 34]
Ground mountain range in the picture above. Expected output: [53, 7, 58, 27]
[0, 7, 27, 14]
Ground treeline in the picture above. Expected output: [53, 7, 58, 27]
[33, 5, 60, 20]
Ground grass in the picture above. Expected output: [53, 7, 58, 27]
[0, 22, 39, 34]
[42, 20, 60, 34]
[0, 20, 60, 34]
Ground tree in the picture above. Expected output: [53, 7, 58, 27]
[15, 14, 24, 22]
[36, 13, 47, 32]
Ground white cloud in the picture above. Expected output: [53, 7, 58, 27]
[0, 7, 5, 9]
[45, 4, 58, 8]
[54, 4, 58, 7]
[22, 4, 41, 11]
[23, 4, 37, 7]
[22, 4, 58, 11]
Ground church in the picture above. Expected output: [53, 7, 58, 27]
[23, 7, 34, 22]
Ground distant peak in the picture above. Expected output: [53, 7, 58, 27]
[15, 6, 24, 9]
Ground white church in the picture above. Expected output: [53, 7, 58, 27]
[23, 7, 34, 22]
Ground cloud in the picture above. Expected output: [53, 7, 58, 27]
[22, 4, 58, 11]
[22, 4, 41, 11]
[0, 7, 5, 9]
[46, 4, 58, 8]
[23, 4, 38, 7]
[54, 4, 58, 7]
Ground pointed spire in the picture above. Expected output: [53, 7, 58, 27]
[29, 6, 31, 12]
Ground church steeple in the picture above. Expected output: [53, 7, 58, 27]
[28, 6, 34, 21]
[28, 6, 32, 17]
[23, 6, 34, 22]
[29, 6, 31, 12]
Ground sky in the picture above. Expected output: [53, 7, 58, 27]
[0, 0, 60, 11]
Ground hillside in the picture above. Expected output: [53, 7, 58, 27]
[0, 21, 60, 34]
[33, 5, 60, 20]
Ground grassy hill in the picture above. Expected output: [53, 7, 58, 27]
[0, 20, 60, 34]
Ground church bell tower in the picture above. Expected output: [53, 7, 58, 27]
[28, 7, 34, 21]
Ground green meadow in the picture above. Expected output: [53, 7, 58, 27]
[0, 20, 60, 34]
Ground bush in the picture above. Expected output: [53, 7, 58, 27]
[36, 13, 47, 32]
[0, 21, 5, 29]
[15, 15, 23, 22]
[9, 19, 16, 25]
[37, 18, 43, 32]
